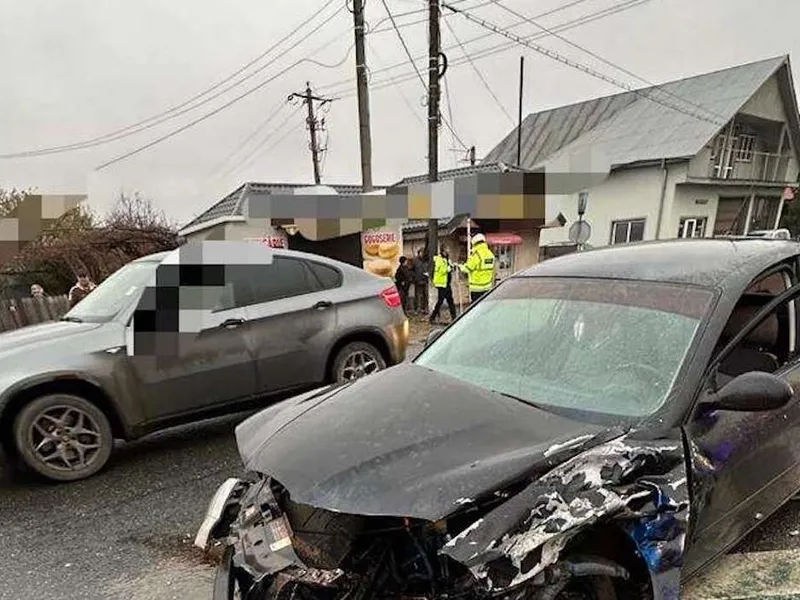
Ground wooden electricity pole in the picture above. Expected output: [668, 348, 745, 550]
[426, 0, 442, 260]
[352, 0, 373, 192]
[288, 83, 334, 184]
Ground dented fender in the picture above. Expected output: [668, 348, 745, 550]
[440, 435, 689, 600]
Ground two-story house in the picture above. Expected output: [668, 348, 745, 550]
[484, 55, 800, 251]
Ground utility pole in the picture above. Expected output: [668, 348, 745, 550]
[426, 0, 442, 260]
[517, 56, 524, 167]
[352, 0, 373, 192]
[288, 83, 334, 184]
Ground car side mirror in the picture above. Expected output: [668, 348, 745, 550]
[426, 327, 445, 348]
[704, 371, 794, 413]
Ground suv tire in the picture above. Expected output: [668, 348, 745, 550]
[332, 341, 386, 383]
[13, 393, 113, 482]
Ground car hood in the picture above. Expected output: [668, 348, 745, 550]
[236, 363, 620, 521]
[0, 320, 107, 358]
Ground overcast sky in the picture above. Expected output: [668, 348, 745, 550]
[1, 0, 798, 226]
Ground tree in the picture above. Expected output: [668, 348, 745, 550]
[0, 187, 33, 217]
[1, 191, 181, 296]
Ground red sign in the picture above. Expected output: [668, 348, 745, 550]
[245, 236, 287, 248]
[362, 230, 398, 245]
[263, 237, 287, 248]
[485, 233, 523, 246]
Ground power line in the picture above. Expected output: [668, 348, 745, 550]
[441, 1, 725, 126]
[206, 100, 289, 179]
[442, 71, 460, 168]
[0, 0, 343, 159]
[319, 0, 650, 94]
[94, 58, 321, 171]
[368, 0, 590, 36]
[91, 15, 360, 171]
[486, 0, 727, 122]
[442, 15, 515, 125]
[377, 0, 468, 149]
[333, 0, 655, 99]
[366, 39, 426, 130]
[223, 105, 306, 180]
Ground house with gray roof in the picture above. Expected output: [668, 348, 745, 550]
[178, 182, 379, 241]
[485, 55, 800, 249]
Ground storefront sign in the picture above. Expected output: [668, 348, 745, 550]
[244, 226, 289, 248]
[485, 233, 523, 246]
[361, 226, 402, 278]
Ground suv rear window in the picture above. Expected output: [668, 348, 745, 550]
[307, 261, 342, 290]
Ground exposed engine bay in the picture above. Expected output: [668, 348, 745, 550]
[210, 476, 636, 600]
[204, 434, 689, 600]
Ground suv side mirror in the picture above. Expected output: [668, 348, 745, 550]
[704, 371, 794, 412]
[426, 327, 445, 348]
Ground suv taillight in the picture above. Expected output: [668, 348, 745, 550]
[380, 285, 402, 308]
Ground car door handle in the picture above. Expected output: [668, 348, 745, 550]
[313, 301, 333, 310]
[220, 318, 245, 329]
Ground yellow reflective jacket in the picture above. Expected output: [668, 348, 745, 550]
[432, 254, 451, 288]
[460, 242, 495, 292]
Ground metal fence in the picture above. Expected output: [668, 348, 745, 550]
[0, 295, 70, 332]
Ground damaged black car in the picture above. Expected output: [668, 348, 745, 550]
[196, 239, 800, 600]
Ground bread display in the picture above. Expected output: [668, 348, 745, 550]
[365, 258, 393, 278]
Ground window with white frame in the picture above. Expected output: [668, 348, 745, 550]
[678, 217, 707, 238]
[611, 219, 646, 245]
[736, 134, 756, 162]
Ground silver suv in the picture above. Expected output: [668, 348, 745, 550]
[0, 244, 408, 482]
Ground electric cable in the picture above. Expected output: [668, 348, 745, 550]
[443, 0, 724, 125]
[0, 0, 342, 159]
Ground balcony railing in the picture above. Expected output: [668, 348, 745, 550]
[689, 150, 793, 183]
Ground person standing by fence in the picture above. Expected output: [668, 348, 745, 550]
[68, 272, 96, 308]
[30, 284, 45, 299]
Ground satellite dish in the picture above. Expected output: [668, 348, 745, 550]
[568, 220, 592, 244]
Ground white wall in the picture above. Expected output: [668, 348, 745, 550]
[540, 164, 679, 248]
[665, 185, 721, 238]
[740, 75, 788, 123]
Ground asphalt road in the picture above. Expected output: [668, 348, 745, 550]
[1, 341, 799, 599]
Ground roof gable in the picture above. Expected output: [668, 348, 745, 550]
[389, 162, 524, 187]
[485, 56, 794, 172]
[181, 181, 383, 233]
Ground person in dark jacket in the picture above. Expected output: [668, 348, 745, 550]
[394, 256, 414, 314]
[412, 249, 430, 315]
[68, 272, 96, 308]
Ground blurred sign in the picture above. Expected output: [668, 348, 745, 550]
[244, 236, 288, 248]
[577, 191, 589, 216]
[361, 226, 402, 278]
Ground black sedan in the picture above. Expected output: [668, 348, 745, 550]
[196, 238, 800, 600]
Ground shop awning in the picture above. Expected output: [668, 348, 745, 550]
[486, 233, 523, 245]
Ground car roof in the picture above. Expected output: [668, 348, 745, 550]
[520, 238, 800, 290]
[133, 245, 367, 275]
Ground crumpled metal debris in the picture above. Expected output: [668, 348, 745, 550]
[440, 435, 689, 600]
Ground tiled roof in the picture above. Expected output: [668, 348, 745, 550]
[484, 56, 799, 172]
[391, 162, 525, 187]
[181, 182, 384, 231]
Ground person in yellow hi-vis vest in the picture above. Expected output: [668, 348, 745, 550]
[429, 248, 456, 324]
[459, 233, 496, 303]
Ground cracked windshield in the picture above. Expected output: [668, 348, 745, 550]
[1, 0, 800, 599]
